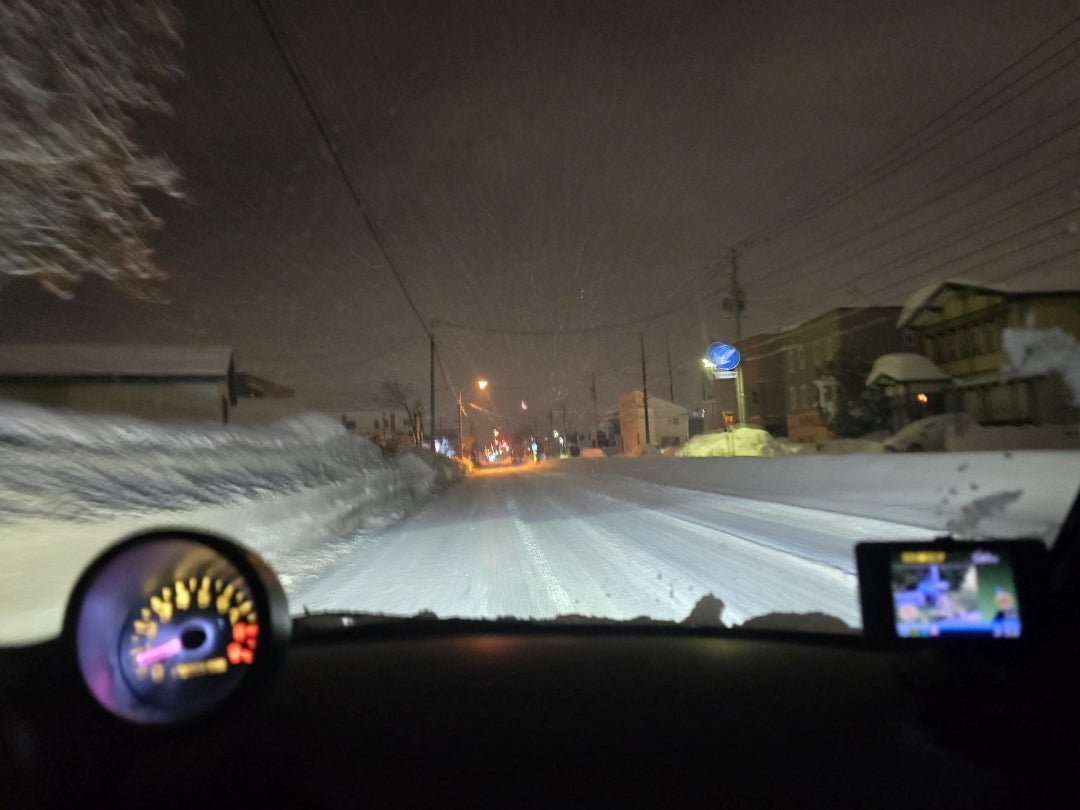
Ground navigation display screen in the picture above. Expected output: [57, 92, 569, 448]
[890, 547, 1022, 639]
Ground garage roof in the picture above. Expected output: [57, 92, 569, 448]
[0, 344, 234, 378]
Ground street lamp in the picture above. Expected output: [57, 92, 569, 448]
[458, 378, 489, 463]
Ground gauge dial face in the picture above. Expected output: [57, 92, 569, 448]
[120, 575, 260, 705]
[69, 532, 287, 725]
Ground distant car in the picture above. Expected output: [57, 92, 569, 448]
[883, 413, 978, 452]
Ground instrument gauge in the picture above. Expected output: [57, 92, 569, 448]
[64, 530, 289, 725]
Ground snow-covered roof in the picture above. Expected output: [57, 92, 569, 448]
[618, 390, 688, 413]
[897, 279, 1005, 329]
[0, 344, 234, 377]
[897, 278, 1080, 329]
[866, 353, 950, 387]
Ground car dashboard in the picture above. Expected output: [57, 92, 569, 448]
[2, 515, 1079, 809]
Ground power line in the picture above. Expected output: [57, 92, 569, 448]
[436, 286, 728, 337]
[817, 169, 1073, 281]
[751, 106, 1080, 290]
[738, 12, 1080, 247]
[762, 43, 1080, 241]
[778, 172, 1077, 302]
[820, 225, 1077, 307]
[852, 190, 1073, 286]
[984, 245, 1080, 286]
[253, 0, 432, 340]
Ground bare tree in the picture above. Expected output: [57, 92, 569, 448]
[374, 378, 423, 443]
[0, 0, 184, 299]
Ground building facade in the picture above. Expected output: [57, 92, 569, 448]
[897, 280, 1080, 425]
[731, 332, 787, 434]
[618, 390, 689, 454]
[0, 344, 237, 423]
[722, 307, 906, 441]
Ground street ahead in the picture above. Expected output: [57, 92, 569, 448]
[294, 461, 937, 627]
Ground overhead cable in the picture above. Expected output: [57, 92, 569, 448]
[254, 0, 432, 339]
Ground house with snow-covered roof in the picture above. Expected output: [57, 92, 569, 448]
[0, 344, 238, 423]
[890, 279, 1080, 426]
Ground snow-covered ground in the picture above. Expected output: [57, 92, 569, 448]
[2, 401, 1077, 645]
[0, 403, 459, 643]
[294, 453, 1077, 627]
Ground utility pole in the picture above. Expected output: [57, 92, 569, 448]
[725, 247, 747, 426]
[429, 333, 435, 444]
[665, 332, 675, 401]
[640, 332, 651, 448]
[590, 372, 599, 447]
[728, 247, 744, 341]
[562, 404, 567, 444]
[548, 408, 554, 456]
[457, 393, 464, 458]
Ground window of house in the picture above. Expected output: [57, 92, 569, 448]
[800, 384, 809, 409]
[812, 340, 821, 365]
[786, 349, 795, 373]
[924, 336, 936, 361]
[799, 346, 806, 371]
[788, 386, 797, 409]
[971, 326, 984, 355]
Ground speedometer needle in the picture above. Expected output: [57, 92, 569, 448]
[135, 637, 183, 667]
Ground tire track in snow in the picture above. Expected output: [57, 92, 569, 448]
[504, 492, 575, 615]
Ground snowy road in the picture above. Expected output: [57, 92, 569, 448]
[295, 462, 938, 628]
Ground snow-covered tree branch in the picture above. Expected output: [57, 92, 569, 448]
[0, 0, 184, 299]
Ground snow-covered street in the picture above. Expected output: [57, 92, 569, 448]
[295, 450, 1079, 627]
[293, 460, 935, 628]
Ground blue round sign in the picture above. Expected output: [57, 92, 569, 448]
[706, 342, 740, 370]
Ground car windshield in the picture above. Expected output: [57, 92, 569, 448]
[2, 1, 1079, 645]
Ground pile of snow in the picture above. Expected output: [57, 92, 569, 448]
[815, 438, 885, 454]
[0, 402, 462, 643]
[0, 402, 402, 522]
[883, 413, 1079, 453]
[1003, 327, 1080, 404]
[678, 428, 880, 458]
[883, 413, 977, 452]
[946, 423, 1080, 452]
[395, 447, 466, 494]
[866, 352, 950, 385]
[678, 427, 785, 458]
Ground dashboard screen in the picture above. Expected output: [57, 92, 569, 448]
[890, 547, 1022, 639]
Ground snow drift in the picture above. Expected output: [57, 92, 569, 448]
[0, 402, 461, 643]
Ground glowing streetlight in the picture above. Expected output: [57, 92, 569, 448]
[458, 378, 491, 463]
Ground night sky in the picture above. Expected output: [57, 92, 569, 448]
[2, 0, 1077, 433]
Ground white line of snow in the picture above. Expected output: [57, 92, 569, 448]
[504, 492, 575, 615]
